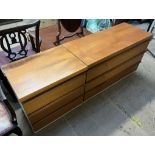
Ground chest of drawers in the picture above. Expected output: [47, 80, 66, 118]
[1, 46, 87, 132]
[63, 23, 152, 100]
[1, 23, 152, 132]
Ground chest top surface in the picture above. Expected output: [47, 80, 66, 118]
[2, 46, 87, 102]
[63, 23, 152, 67]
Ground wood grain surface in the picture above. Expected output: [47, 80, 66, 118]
[63, 23, 152, 68]
[32, 96, 83, 132]
[85, 63, 139, 100]
[23, 73, 85, 115]
[86, 41, 149, 81]
[1, 46, 87, 102]
[85, 54, 144, 92]
[29, 86, 84, 124]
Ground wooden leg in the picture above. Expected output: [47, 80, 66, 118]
[77, 26, 84, 37]
[3, 126, 23, 136]
[35, 21, 41, 53]
[147, 19, 155, 32]
[53, 20, 61, 46]
[147, 49, 155, 58]
[29, 35, 36, 51]
[13, 127, 23, 136]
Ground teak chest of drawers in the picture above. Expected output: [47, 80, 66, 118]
[1, 23, 152, 132]
[63, 23, 152, 100]
[1, 46, 87, 132]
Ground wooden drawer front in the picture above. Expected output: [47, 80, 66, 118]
[85, 63, 139, 100]
[87, 41, 148, 81]
[23, 73, 86, 115]
[85, 54, 143, 92]
[29, 86, 84, 124]
[32, 96, 83, 132]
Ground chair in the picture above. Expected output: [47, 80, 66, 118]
[53, 19, 84, 46]
[145, 19, 155, 58]
[0, 20, 42, 61]
[0, 82, 22, 136]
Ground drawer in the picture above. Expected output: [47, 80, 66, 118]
[85, 63, 139, 100]
[32, 96, 83, 132]
[85, 54, 143, 92]
[29, 86, 84, 124]
[23, 73, 86, 115]
[86, 41, 148, 81]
